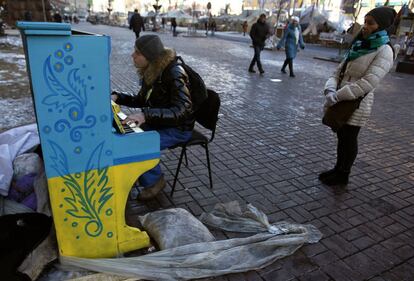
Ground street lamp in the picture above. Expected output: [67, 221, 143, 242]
[41, 0, 47, 21]
[107, 0, 113, 16]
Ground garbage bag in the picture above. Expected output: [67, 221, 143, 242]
[139, 208, 215, 250]
[61, 201, 322, 281]
[0, 123, 39, 196]
[0, 213, 52, 281]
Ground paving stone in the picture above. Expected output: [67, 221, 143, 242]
[321, 234, 359, 258]
[310, 251, 340, 267]
[298, 269, 331, 281]
[261, 266, 296, 281]
[322, 260, 363, 281]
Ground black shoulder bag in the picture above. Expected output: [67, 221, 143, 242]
[322, 59, 368, 132]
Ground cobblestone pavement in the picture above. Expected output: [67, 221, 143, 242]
[80, 23, 414, 281]
[7, 22, 414, 280]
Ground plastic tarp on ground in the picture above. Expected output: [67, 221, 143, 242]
[61, 201, 322, 281]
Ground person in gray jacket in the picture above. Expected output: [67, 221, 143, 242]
[319, 6, 396, 186]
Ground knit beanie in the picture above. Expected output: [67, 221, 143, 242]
[366, 6, 396, 31]
[291, 16, 300, 23]
[135, 35, 165, 62]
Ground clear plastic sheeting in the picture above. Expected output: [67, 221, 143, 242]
[200, 201, 321, 243]
[61, 201, 322, 281]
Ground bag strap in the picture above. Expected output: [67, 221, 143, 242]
[337, 59, 349, 91]
[337, 58, 368, 103]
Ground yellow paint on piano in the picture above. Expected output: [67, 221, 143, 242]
[47, 159, 158, 258]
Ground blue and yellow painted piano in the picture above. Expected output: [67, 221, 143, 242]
[17, 22, 159, 258]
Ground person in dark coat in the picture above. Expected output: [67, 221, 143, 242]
[24, 11, 32, 21]
[209, 18, 216, 36]
[53, 11, 62, 23]
[277, 16, 305, 77]
[242, 21, 248, 36]
[171, 18, 177, 36]
[111, 35, 193, 200]
[129, 9, 145, 38]
[248, 14, 270, 74]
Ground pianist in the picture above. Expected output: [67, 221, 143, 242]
[111, 35, 194, 200]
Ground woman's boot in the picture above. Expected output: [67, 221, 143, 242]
[320, 170, 349, 186]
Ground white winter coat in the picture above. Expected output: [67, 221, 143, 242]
[324, 44, 394, 127]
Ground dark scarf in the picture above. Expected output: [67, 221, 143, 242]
[347, 30, 389, 61]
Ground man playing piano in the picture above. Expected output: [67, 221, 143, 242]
[111, 35, 194, 200]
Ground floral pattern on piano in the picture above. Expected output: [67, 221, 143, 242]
[42, 43, 98, 142]
[49, 140, 113, 238]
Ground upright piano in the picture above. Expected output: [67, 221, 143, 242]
[17, 22, 160, 258]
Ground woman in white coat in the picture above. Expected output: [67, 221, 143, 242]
[319, 6, 396, 186]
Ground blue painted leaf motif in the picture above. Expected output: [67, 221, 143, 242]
[49, 141, 91, 219]
[42, 56, 84, 113]
[49, 141, 70, 177]
[83, 142, 113, 237]
[67, 69, 88, 106]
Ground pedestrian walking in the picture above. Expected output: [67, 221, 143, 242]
[242, 21, 248, 36]
[111, 35, 194, 200]
[53, 11, 62, 23]
[171, 18, 177, 36]
[319, 6, 396, 186]
[209, 18, 216, 36]
[129, 9, 145, 38]
[248, 14, 270, 74]
[276, 16, 305, 77]
[23, 11, 32, 21]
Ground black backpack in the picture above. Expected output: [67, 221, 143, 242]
[175, 56, 208, 112]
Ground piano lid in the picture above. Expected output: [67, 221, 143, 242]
[17, 21, 71, 36]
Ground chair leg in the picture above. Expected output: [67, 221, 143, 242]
[204, 144, 213, 189]
[171, 147, 186, 197]
[184, 149, 188, 166]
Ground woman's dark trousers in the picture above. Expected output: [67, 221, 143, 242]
[249, 45, 264, 72]
[336, 124, 361, 174]
[281, 58, 294, 75]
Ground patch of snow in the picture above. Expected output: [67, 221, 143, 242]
[0, 98, 35, 132]
[0, 36, 23, 48]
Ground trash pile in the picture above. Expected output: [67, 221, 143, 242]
[0, 124, 57, 281]
[1, 124, 322, 281]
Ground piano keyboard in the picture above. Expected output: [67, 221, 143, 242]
[111, 101, 144, 134]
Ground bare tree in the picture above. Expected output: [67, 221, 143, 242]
[259, 0, 267, 11]
[353, 0, 362, 22]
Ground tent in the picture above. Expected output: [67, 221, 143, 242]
[141, 11, 156, 18]
[161, 10, 192, 19]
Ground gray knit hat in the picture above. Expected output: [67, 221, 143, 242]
[366, 6, 396, 31]
[135, 35, 165, 61]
